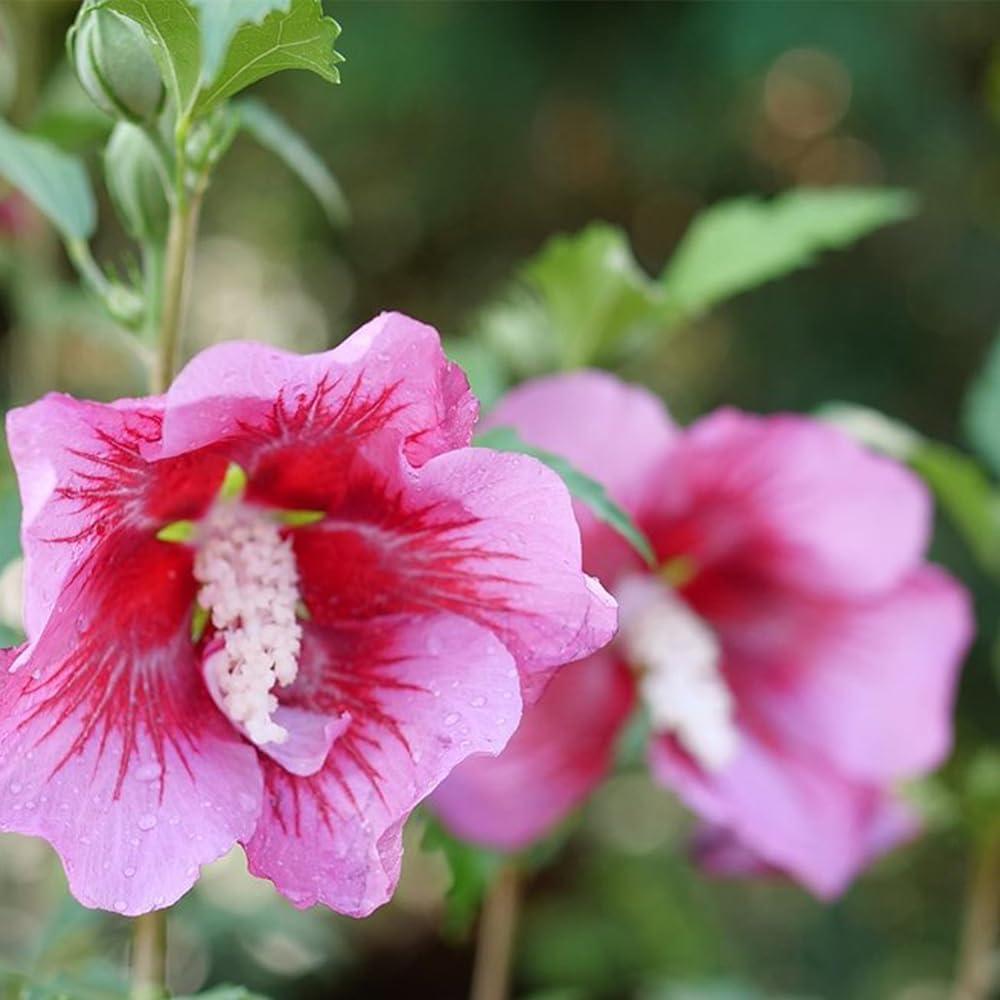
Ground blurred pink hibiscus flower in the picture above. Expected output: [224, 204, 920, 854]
[0, 314, 616, 916]
[433, 372, 972, 898]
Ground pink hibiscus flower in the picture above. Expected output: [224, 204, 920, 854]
[433, 372, 972, 898]
[0, 314, 616, 916]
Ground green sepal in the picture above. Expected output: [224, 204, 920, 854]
[190, 603, 210, 643]
[220, 462, 247, 500]
[156, 519, 195, 543]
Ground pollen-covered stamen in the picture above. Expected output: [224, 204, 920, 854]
[193, 503, 302, 746]
[618, 576, 738, 772]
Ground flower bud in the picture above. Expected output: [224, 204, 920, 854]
[104, 122, 169, 243]
[69, 7, 163, 123]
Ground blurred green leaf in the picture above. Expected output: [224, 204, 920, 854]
[661, 188, 917, 320]
[475, 425, 656, 566]
[235, 98, 348, 227]
[963, 330, 1000, 479]
[194, 0, 342, 114]
[820, 402, 1000, 574]
[0, 119, 96, 240]
[521, 223, 664, 368]
[422, 816, 505, 935]
[190, 0, 291, 83]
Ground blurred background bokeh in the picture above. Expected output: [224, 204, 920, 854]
[2, 2, 1000, 997]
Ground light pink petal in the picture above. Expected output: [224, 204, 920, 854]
[747, 566, 972, 782]
[484, 372, 677, 581]
[649, 724, 906, 899]
[243, 613, 521, 915]
[411, 447, 618, 698]
[692, 793, 918, 888]
[200, 647, 349, 778]
[483, 371, 677, 509]
[432, 651, 633, 849]
[0, 640, 262, 915]
[157, 312, 477, 485]
[647, 410, 931, 600]
[5, 394, 225, 639]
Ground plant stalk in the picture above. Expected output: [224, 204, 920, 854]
[130, 910, 167, 1000]
[470, 864, 521, 1000]
[952, 825, 1000, 1000]
[154, 186, 202, 393]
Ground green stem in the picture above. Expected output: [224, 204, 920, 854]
[952, 825, 1000, 1000]
[154, 184, 203, 393]
[470, 864, 521, 1000]
[130, 910, 167, 1000]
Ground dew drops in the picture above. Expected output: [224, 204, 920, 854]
[9, 782, 21, 794]
[123, 866, 136, 878]
[444, 712, 460, 727]
[114, 899, 127, 912]
[137, 814, 158, 831]
[135, 762, 162, 782]
[470, 696, 486, 708]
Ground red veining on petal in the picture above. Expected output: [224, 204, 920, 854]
[52, 409, 226, 542]
[243, 373, 410, 512]
[258, 629, 425, 838]
[16, 536, 203, 797]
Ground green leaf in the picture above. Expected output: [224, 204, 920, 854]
[190, 0, 291, 83]
[235, 98, 348, 226]
[662, 188, 918, 320]
[422, 816, 505, 935]
[194, 0, 342, 114]
[475, 425, 656, 567]
[820, 402, 1000, 575]
[102, 0, 202, 118]
[0, 119, 96, 239]
[521, 223, 664, 368]
[964, 330, 1000, 479]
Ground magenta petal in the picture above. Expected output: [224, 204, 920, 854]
[200, 650, 348, 778]
[414, 447, 618, 699]
[483, 372, 677, 581]
[6, 394, 162, 638]
[654, 410, 932, 599]
[263, 707, 351, 777]
[650, 727, 898, 899]
[432, 651, 634, 849]
[0, 644, 263, 915]
[243, 613, 522, 915]
[157, 312, 477, 469]
[750, 566, 972, 783]
[692, 794, 919, 891]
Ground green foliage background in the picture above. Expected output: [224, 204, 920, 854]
[1, 2, 1000, 998]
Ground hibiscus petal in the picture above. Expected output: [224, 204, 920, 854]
[649, 410, 931, 599]
[243, 613, 521, 915]
[482, 371, 677, 581]
[431, 651, 633, 849]
[649, 725, 908, 899]
[692, 792, 918, 888]
[746, 566, 972, 782]
[293, 447, 618, 700]
[157, 312, 478, 505]
[6, 393, 226, 639]
[0, 642, 262, 915]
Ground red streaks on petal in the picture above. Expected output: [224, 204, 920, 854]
[16, 535, 205, 797]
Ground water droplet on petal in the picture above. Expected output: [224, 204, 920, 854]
[137, 814, 157, 831]
[444, 712, 460, 727]
[124, 866, 136, 878]
[135, 762, 162, 782]
[470, 696, 486, 707]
